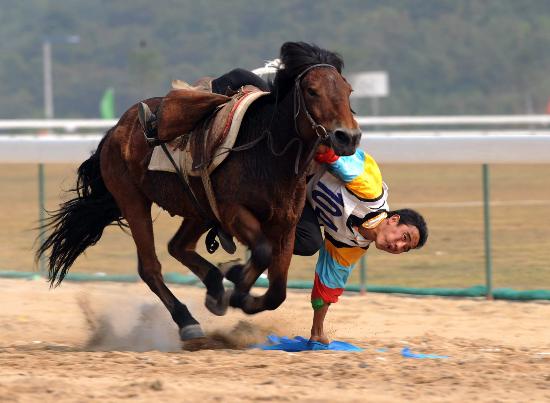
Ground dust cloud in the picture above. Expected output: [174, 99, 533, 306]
[76, 293, 283, 352]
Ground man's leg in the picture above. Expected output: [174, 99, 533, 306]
[293, 202, 323, 256]
[211, 68, 270, 94]
[138, 68, 269, 139]
[310, 300, 330, 345]
[309, 272, 344, 345]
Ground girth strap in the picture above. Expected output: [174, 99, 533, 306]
[139, 101, 236, 254]
[158, 142, 236, 255]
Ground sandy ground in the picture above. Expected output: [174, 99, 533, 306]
[0, 278, 548, 403]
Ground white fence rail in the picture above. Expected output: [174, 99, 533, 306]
[0, 135, 103, 163]
[362, 132, 550, 164]
[1, 117, 550, 164]
[356, 115, 550, 126]
[0, 119, 118, 131]
[2, 115, 550, 130]
[2, 133, 550, 164]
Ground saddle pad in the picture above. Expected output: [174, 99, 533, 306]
[148, 89, 268, 176]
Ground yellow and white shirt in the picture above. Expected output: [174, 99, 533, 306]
[307, 149, 388, 290]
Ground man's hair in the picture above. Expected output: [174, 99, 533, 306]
[387, 209, 428, 249]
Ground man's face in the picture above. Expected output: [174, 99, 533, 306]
[372, 215, 420, 254]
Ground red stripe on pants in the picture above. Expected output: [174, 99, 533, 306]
[311, 273, 344, 304]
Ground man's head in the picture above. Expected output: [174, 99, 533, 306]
[361, 209, 428, 254]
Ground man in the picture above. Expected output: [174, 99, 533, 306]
[300, 145, 428, 344]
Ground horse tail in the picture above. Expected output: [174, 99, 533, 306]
[36, 134, 123, 286]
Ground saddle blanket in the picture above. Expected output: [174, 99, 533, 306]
[148, 88, 268, 176]
[253, 335, 363, 352]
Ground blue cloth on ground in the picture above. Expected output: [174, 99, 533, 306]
[401, 347, 448, 359]
[254, 335, 363, 352]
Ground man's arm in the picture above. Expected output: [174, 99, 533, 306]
[309, 241, 366, 344]
[315, 147, 385, 201]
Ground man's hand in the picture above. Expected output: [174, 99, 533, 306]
[314, 146, 339, 164]
[317, 144, 329, 154]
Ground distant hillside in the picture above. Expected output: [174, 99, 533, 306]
[1, 0, 550, 118]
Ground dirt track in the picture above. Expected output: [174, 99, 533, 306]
[0, 278, 548, 402]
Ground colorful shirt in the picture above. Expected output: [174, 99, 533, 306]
[307, 149, 389, 302]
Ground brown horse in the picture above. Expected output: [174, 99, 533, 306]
[37, 42, 361, 342]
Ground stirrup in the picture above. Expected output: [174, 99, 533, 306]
[205, 225, 236, 254]
[138, 102, 162, 147]
[217, 227, 237, 254]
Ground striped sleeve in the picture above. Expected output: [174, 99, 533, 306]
[327, 149, 384, 201]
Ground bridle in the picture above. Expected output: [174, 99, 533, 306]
[194, 63, 341, 176]
[260, 63, 340, 175]
[293, 63, 337, 142]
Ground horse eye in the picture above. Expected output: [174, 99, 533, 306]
[307, 88, 318, 97]
[350, 108, 357, 115]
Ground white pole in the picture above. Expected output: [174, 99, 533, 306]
[370, 97, 379, 116]
[39, 40, 54, 276]
[42, 41, 54, 120]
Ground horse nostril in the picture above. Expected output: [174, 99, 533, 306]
[334, 129, 351, 145]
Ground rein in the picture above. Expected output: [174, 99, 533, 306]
[290, 64, 337, 175]
[210, 63, 336, 175]
[192, 64, 337, 176]
[264, 63, 336, 176]
[293, 63, 336, 142]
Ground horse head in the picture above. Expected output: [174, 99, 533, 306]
[274, 42, 361, 156]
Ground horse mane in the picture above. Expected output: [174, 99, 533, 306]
[233, 42, 345, 182]
[271, 42, 344, 96]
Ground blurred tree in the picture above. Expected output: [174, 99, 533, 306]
[128, 39, 166, 101]
[2, 0, 550, 117]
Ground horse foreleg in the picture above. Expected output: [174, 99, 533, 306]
[238, 237, 293, 315]
[218, 204, 272, 307]
[168, 219, 227, 316]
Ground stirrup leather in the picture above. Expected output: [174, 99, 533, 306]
[138, 102, 164, 147]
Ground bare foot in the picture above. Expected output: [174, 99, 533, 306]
[309, 334, 330, 345]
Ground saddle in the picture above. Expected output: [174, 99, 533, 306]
[188, 84, 268, 175]
[155, 77, 230, 143]
[148, 81, 268, 254]
[149, 82, 268, 177]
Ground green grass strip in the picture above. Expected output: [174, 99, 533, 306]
[1, 271, 548, 300]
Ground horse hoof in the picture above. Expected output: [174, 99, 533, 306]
[225, 264, 244, 285]
[179, 324, 205, 341]
[229, 290, 248, 309]
[218, 259, 242, 277]
[204, 293, 229, 316]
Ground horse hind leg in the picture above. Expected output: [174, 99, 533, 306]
[104, 163, 204, 340]
[130, 201, 205, 340]
[167, 218, 228, 316]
